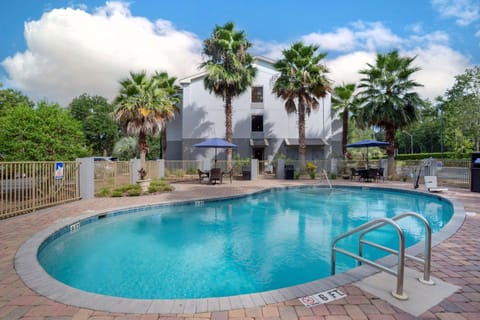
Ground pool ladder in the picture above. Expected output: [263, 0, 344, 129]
[331, 212, 434, 300]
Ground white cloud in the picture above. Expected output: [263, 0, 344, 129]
[432, 0, 480, 26]
[301, 28, 356, 51]
[300, 22, 402, 52]
[403, 44, 469, 99]
[325, 45, 468, 101]
[326, 51, 376, 87]
[1, 1, 202, 106]
[255, 22, 469, 100]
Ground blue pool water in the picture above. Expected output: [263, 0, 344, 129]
[38, 187, 453, 299]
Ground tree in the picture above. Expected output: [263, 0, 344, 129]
[395, 101, 443, 154]
[151, 72, 180, 159]
[0, 102, 88, 161]
[0, 84, 34, 116]
[442, 66, 480, 152]
[272, 41, 332, 170]
[331, 83, 358, 157]
[113, 71, 175, 169]
[356, 50, 423, 176]
[68, 94, 119, 156]
[113, 136, 138, 160]
[201, 22, 257, 162]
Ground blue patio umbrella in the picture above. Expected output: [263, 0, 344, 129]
[346, 139, 389, 166]
[193, 138, 238, 166]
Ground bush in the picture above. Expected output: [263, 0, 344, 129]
[96, 187, 111, 197]
[148, 178, 174, 193]
[306, 161, 317, 179]
[395, 152, 468, 160]
[96, 179, 173, 198]
[329, 172, 337, 180]
[294, 171, 301, 179]
[111, 190, 123, 197]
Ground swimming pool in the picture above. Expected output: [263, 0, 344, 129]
[36, 186, 454, 300]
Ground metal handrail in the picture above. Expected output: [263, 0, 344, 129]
[331, 212, 434, 300]
[322, 169, 332, 189]
[358, 212, 434, 285]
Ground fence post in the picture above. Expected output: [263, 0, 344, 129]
[250, 159, 258, 180]
[277, 159, 285, 179]
[158, 159, 165, 178]
[331, 158, 338, 175]
[131, 159, 141, 183]
[77, 157, 94, 199]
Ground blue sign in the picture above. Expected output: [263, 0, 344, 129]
[55, 162, 64, 179]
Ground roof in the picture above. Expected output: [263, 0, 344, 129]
[284, 138, 329, 146]
[250, 139, 270, 147]
[180, 56, 276, 85]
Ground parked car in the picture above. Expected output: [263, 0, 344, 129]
[94, 157, 118, 178]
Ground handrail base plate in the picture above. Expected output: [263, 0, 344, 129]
[391, 291, 409, 300]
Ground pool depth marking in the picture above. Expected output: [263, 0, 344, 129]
[299, 288, 347, 307]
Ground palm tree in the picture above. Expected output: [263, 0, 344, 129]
[331, 83, 358, 157]
[151, 71, 180, 159]
[113, 71, 169, 170]
[356, 50, 424, 176]
[272, 41, 332, 170]
[201, 22, 257, 162]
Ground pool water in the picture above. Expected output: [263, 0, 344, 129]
[38, 187, 453, 299]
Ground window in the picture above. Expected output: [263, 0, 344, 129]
[251, 86, 263, 103]
[251, 115, 264, 132]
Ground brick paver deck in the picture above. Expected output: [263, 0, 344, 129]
[1, 178, 479, 319]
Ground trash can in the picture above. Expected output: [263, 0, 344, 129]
[471, 152, 480, 192]
[284, 164, 294, 179]
[242, 166, 251, 180]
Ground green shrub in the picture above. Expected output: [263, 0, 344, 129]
[395, 152, 468, 160]
[308, 171, 316, 179]
[148, 178, 173, 193]
[294, 171, 301, 179]
[329, 172, 337, 180]
[96, 187, 111, 197]
[111, 190, 123, 197]
[186, 167, 197, 175]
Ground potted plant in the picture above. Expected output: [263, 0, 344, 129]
[306, 161, 317, 179]
[136, 168, 151, 192]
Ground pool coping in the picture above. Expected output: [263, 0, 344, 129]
[14, 185, 466, 314]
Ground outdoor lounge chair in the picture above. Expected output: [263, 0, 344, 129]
[198, 169, 209, 184]
[209, 168, 222, 185]
[424, 176, 448, 192]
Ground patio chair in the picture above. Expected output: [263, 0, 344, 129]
[376, 167, 385, 182]
[424, 176, 448, 192]
[198, 169, 209, 184]
[350, 168, 361, 181]
[209, 168, 222, 185]
[222, 169, 233, 184]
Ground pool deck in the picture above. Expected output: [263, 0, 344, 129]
[1, 178, 479, 319]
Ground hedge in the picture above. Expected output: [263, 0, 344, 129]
[395, 152, 469, 160]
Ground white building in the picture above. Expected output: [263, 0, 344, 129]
[166, 56, 341, 163]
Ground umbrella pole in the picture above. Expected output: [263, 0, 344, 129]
[214, 148, 217, 167]
[366, 146, 369, 167]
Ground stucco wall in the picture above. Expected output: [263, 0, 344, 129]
[172, 57, 334, 161]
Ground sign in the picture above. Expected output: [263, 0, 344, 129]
[299, 288, 346, 307]
[436, 161, 443, 171]
[55, 161, 64, 180]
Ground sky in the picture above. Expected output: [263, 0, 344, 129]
[0, 0, 479, 106]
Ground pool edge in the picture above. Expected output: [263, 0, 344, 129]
[14, 184, 466, 314]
